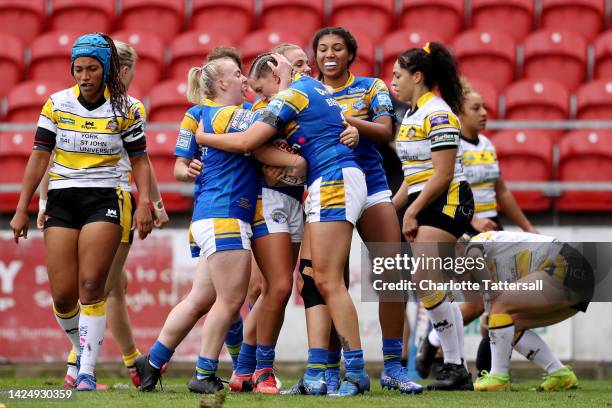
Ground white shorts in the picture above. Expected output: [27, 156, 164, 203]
[190, 218, 252, 258]
[305, 167, 367, 226]
[364, 189, 392, 211]
[252, 188, 304, 243]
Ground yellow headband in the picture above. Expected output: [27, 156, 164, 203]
[423, 42, 431, 55]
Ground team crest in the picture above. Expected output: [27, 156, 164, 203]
[106, 118, 119, 131]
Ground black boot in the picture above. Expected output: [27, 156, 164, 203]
[427, 362, 473, 391]
[187, 373, 224, 394]
[415, 335, 439, 378]
[135, 354, 162, 392]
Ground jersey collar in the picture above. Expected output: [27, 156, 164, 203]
[416, 91, 436, 109]
[332, 72, 355, 93]
[204, 98, 224, 107]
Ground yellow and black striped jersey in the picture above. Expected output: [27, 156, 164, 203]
[117, 95, 147, 192]
[460, 134, 500, 217]
[396, 92, 466, 195]
[35, 85, 146, 190]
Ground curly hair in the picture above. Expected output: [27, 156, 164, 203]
[99, 33, 129, 117]
[312, 27, 358, 80]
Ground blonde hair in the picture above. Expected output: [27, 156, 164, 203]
[460, 76, 474, 96]
[271, 43, 302, 56]
[114, 40, 138, 68]
[186, 61, 222, 104]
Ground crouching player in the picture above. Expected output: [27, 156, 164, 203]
[461, 231, 593, 391]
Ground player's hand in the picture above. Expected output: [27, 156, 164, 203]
[471, 216, 497, 232]
[185, 159, 203, 182]
[402, 210, 418, 242]
[268, 53, 293, 82]
[524, 225, 539, 234]
[153, 206, 169, 229]
[10, 209, 30, 243]
[36, 210, 46, 230]
[340, 125, 359, 148]
[262, 165, 287, 187]
[286, 156, 308, 179]
[133, 204, 153, 240]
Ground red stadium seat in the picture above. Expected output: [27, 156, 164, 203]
[260, 0, 324, 42]
[0, 132, 37, 212]
[345, 28, 375, 78]
[169, 30, 234, 79]
[191, 0, 254, 44]
[146, 130, 194, 212]
[453, 30, 516, 93]
[593, 30, 612, 80]
[381, 29, 445, 85]
[240, 29, 306, 72]
[148, 79, 191, 123]
[398, 0, 464, 43]
[470, 0, 534, 42]
[29, 31, 82, 87]
[557, 130, 612, 211]
[0, 0, 45, 45]
[330, 0, 395, 42]
[49, 0, 115, 33]
[5, 80, 65, 123]
[504, 79, 570, 120]
[127, 83, 144, 101]
[464, 77, 499, 119]
[540, 0, 605, 42]
[0, 33, 23, 98]
[112, 31, 165, 94]
[575, 80, 612, 119]
[117, 0, 184, 44]
[489, 130, 553, 211]
[522, 29, 587, 91]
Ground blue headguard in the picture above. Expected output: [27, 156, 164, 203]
[71, 33, 112, 81]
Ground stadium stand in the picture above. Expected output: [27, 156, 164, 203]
[5, 80, 65, 123]
[260, 0, 325, 42]
[593, 30, 612, 79]
[490, 130, 554, 211]
[329, 0, 395, 43]
[0, 131, 37, 212]
[48, 0, 115, 34]
[575, 79, 612, 119]
[453, 30, 517, 92]
[470, 0, 534, 42]
[240, 28, 306, 72]
[504, 78, 570, 120]
[0, 33, 23, 98]
[464, 77, 499, 119]
[557, 130, 612, 211]
[344, 28, 376, 78]
[398, 0, 464, 43]
[147, 79, 191, 123]
[190, 0, 254, 44]
[117, 0, 184, 44]
[111, 31, 165, 94]
[539, 0, 606, 42]
[28, 31, 82, 87]
[522, 29, 588, 91]
[0, 0, 46, 45]
[168, 30, 234, 79]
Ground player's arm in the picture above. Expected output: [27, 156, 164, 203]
[495, 178, 538, 233]
[174, 157, 202, 182]
[196, 120, 277, 154]
[36, 156, 53, 230]
[147, 156, 169, 228]
[392, 180, 409, 211]
[345, 115, 392, 143]
[253, 145, 307, 172]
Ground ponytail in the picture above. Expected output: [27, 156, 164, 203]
[99, 33, 129, 117]
[186, 62, 221, 104]
[397, 42, 464, 114]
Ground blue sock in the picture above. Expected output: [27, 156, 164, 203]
[149, 340, 174, 369]
[225, 318, 243, 371]
[255, 344, 275, 371]
[196, 356, 218, 380]
[382, 338, 403, 372]
[344, 349, 365, 378]
[305, 348, 327, 377]
[327, 350, 341, 375]
[235, 343, 257, 375]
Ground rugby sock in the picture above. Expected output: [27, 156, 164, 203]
[235, 343, 257, 375]
[428, 328, 441, 347]
[122, 349, 141, 369]
[513, 330, 563, 373]
[488, 314, 515, 376]
[255, 344, 275, 371]
[424, 299, 462, 365]
[344, 349, 365, 378]
[66, 348, 78, 380]
[54, 303, 81, 352]
[326, 350, 342, 379]
[451, 302, 467, 369]
[382, 338, 403, 372]
[196, 356, 218, 380]
[476, 336, 492, 375]
[225, 318, 243, 371]
[78, 301, 106, 376]
[305, 348, 327, 377]
[149, 340, 174, 369]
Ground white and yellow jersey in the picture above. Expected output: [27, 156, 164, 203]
[36, 85, 146, 190]
[468, 231, 562, 283]
[396, 92, 466, 195]
[117, 95, 147, 192]
[461, 134, 500, 217]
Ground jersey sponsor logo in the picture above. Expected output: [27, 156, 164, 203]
[271, 211, 287, 224]
[82, 121, 96, 130]
[431, 133, 457, 144]
[231, 109, 256, 131]
[347, 86, 366, 94]
[106, 209, 118, 218]
[314, 87, 328, 96]
[58, 117, 75, 125]
[429, 114, 450, 126]
[176, 129, 192, 149]
[106, 118, 119, 131]
[325, 97, 340, 107]
[377, 93, 393, 107]
[352, 98, 366, 111]
[267, 99, 284, 115]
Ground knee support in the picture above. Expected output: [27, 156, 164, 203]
[299, 259, 326, 309]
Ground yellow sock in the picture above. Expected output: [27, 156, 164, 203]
[123, 349, 141, 368]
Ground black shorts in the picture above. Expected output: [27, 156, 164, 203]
[45, 187, 123, 230]
[551, 244, 595, 313]
[408, 181, 474, 239]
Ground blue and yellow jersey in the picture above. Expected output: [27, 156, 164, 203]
[332, 73, 394, 194]
[260, 74, 359, 185]
[34, 85, 147, 190]
[192, 99, 259, 223]
[175, 105, 205, 199]
[251, 98, 304, 201]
